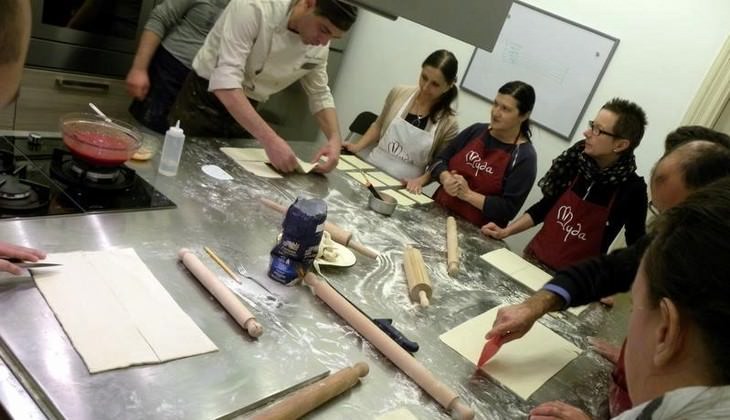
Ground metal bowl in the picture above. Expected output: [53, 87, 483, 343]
[368, 192, 397, 216]
[60, 113, 142, 167]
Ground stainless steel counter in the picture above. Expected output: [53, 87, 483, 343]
[0, 136, 628, 419]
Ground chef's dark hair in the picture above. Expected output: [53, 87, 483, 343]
[0, 0, 23, 64]
[315, 0, 358, 31]
[422, 49, 459, 123]
[498, 81, 536, 140]
[643, 176, 730, 383]
[602, 98, 647, 152]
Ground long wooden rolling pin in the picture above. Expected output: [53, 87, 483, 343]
[178, 248, 263, 338]
[302, 273, 474, 419]
[260, 197, 379, 259]
[403, 245, 432, 307]
[252, 362, 369, 420]
[446, 216, 459, 276]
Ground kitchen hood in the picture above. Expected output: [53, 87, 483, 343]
[341, 0, 513, 52]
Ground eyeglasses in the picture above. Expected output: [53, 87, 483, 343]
[648, 200, 659, 216]
[588, 121, 620, 138]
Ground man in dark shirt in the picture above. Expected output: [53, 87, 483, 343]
[486, 127, 730, 343]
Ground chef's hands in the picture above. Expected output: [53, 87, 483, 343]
[125, 68, 150, 100]
[313, 140, 340, 173]
[0, 241, 46, 275]
[529, 401, 591, 420]
[264, 137, 299, 173]
[482, 222, 508, 239]
[485, 302, 541, 344]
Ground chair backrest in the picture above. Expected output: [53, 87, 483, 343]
[344, 111, 378, 142]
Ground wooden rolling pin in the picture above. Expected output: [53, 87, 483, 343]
[252, 362, 369, 420]
[260, 197, 379, 259]
[403, 245, 432, 307]
[178, 248, 263, 338]
[302, 273, 474, 420]
[446, 216, 459, 276]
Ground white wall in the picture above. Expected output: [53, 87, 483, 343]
[331, 0, 730, 251]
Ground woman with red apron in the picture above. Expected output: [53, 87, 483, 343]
[482, 99, 649, 271]
[431, 81, 538, 228]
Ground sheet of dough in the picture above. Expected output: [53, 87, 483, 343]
[234, 161, 283, 179]
[339, 154, 375, 169]
[397, 188, 434, 204]
[346, 171, 385, 187]
[336, 159, 356, 171]
[439, 305, 581, 399]
[380, 189, 415, 206]
[480, 249, 589, 315]
[368, 171, 402, 187]
[221, 147, 317, 175]
[34, 248, 218, 373]
[375, 408, 418, 420]
[220, 147, 269, 162]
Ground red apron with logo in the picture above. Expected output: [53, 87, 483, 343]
[434, 131, 516, 226]
[525, 178, 616, 270]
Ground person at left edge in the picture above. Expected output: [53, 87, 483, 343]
[430, 81, 538, 227]
[126, 0, 231, 134]
[169, 0, 358, 173]
[0, 0, 48, 275]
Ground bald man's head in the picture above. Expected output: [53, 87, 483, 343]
[651, 140, 730, 212]
[0, 0, 31, 108]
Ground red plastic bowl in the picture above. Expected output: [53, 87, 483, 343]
[60, 113, 142, 167]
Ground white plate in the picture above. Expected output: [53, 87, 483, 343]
[315, 240, 357, 267]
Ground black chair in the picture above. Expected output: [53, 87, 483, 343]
[343, 111, 377, 143]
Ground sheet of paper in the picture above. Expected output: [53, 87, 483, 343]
[440, 305, 581, 399]
[346, 171, 385, 187]
[34, 248, 218, 373]
[397, 189, 434, 204]
[368, 171, 402, 187]
[380, 190, 416, 206]
[339, 154, 375, 169]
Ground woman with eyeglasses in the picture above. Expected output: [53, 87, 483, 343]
[483, 98, 648, 271]
[430, 80, 538, 227]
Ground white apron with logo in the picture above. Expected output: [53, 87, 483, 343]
[368, 91, 438, 180]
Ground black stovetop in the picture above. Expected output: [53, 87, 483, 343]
[0, 134, 175, 220]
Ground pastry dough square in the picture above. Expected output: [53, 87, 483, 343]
[396, 189, 433, 204]
[339, 154, 375, 169]
[346, 171, 385, 187]
[368, 171, 402, 187]
[480, 248, 530, 275]
[439, 305, 581, 399]
[34, 248, 218, 373]
[380, 190, 416, 206]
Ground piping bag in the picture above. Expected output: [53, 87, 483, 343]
[477, 335, 504, 369]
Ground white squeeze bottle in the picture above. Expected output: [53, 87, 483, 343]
[158, 120, 185, 176]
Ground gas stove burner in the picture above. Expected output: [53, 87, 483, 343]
[50, 149, 135, 190]
[69, 162, 121, 183]
[0, 175, 50, 213]
[0, 175, 32, 200]
[0, 147, 15, 174]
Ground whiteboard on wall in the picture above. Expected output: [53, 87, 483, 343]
[461, 1, 619, 140]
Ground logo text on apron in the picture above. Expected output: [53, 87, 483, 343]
[557, 205, 587, 242]
[465, 150, 494, 176]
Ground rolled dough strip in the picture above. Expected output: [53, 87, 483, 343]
[446, 217, 459, 276]
[252, 362, 369, 420]
[178, 248, 263, 338]
[260, 197, 379, 259]
[303, 273, 474, 419]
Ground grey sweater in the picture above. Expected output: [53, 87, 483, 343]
[145, 0, 230, 69]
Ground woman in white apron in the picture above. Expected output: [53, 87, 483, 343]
[343, 50, 459, 193]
